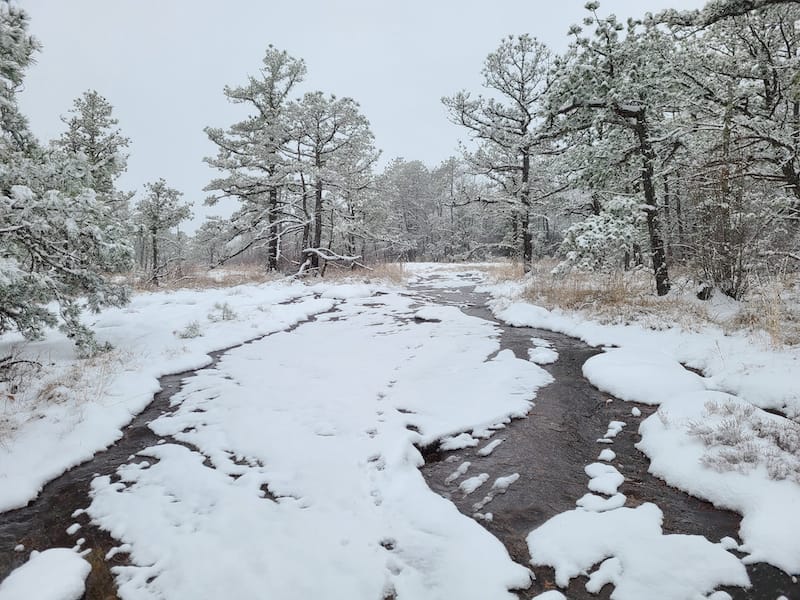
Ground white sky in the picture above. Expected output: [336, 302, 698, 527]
[19, 0, 705, 231]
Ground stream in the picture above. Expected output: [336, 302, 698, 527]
[0, 279, 797, 599]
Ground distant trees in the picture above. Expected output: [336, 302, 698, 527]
[292, 92, 379, 270]
[0, 2, 133, 355]
[135, 179, 192, 285]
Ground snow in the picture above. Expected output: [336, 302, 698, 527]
[65, 523, 80, 535]
[82, 274, 549, 599]
[477, 438, 504, 456]
[531, 592, 567, 600]
[460, 474, 490, 495]
[583, 348, 706, 405]
[631, 407, 642, 417]
[0, 549, 90, 600]
[585, 463, 625, 496]
[0, 280, 337, 512]
[638, 390, 800, 573]
[577, 492, 627, 513]
[527, 503, 749, 599]
[445, 461, 471, 484]
[603, 420, 626, 438]
[492, 473, 520, 492]
[528, 346, 559, 365]
[598, 449, 616, 462]
[490, 297, 800, 418]
[440, 432, 480, 451]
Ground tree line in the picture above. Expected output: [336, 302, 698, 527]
[1, 0, 799, 354]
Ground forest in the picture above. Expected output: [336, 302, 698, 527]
[2, 0, 800, 352]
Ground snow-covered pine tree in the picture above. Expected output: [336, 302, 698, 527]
[135, 179, 192, 285]
[290, 92, 378, 271]
[205, 46, 306, 271]
[545, 3, 678, 295]
[0, 2, 132, 356]
[54, 90, 132, 218]
[443, 34, 553, 272]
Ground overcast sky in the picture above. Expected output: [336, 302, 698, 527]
[19, 0, 705, 231]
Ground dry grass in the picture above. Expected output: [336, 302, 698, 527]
[481, 261, 526, 282]
[688, 400, 800, 483]
[130, 264, 280, 291]
[732, 272, 800, 345]
[515, 261, 712, 330]
[37, 350, 125, 407]
[83, 546, 120, 600]
[494, 260, 800, 343]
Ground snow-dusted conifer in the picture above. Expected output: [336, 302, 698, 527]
[545, 4, 676, 294]
[54, 90, 131, 216]
[0, 2, 132, 356]
[444, 35, 553, 272]
[291, 92, 378, 270]
[205, 46, 306, 271]
[135, 179, 192, 285]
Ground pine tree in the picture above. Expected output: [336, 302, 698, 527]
[545, 3, 676, 295]
[54, 90, 132, 221]
[444, 35, 553, 272]
[291, 92, 378, 270]
[205, 46, 306, 271]
[135, 179, 192, 285]
[0, 2, 132, 356]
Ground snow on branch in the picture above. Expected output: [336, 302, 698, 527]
[658, 0, 800, 27]
[295, 248, 369, 277]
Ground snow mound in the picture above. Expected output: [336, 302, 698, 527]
[460, 474, 490, 495]
[576, 492, 626, 512]
[527, 503, 749, 599]
[583, 347, 706, 405]
[318, 283, 376, 299]
[0, 549, 90, 600]
[585, 463, 624, 496]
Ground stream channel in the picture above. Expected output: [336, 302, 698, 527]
[0, 280, 797, 599]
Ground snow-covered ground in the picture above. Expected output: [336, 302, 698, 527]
[2, 263, 798, 598]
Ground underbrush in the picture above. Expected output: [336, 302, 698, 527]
[127, 261, 411, 290]
[0, 348, 125, 443]
[494, 259, 800, 345]
[129, 264, 280, 291]
[688, 400, 800, 483]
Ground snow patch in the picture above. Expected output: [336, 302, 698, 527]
[0, 549, 90, 600]
[527, 503, 749, 599]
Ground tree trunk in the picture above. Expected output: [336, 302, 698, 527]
[151, 227, 159, 286]
[311, 177, 324, 269]
[520, 152, 533, 272]
[267, 187, 279, 271]
[629, 109, 670, 295]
